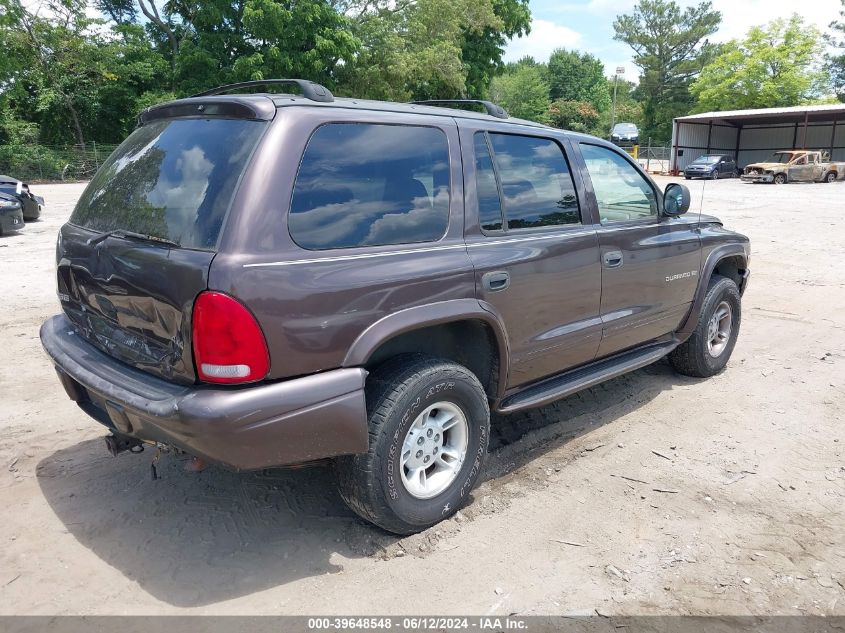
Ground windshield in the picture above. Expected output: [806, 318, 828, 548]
[772, 153, 796, 164]
[71, 118, 266, 250]
[694, 156, 721, 164]
[613, 123, 637, 133]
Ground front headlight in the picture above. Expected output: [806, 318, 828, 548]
[0, 199, 18, 208]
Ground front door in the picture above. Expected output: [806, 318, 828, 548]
[461, 124, 602, 389]
[788, 155, 815, 182]
[574, 142, 701, 359]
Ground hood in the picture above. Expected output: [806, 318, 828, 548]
[0, 192, 21, 206]
[744, 162, 781, 171]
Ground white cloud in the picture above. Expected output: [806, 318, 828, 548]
[503, 19, 583, 63]
[706, 0, 840, 42]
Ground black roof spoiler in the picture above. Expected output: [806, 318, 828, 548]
[411, 100, 509, 119]
[191, 79, 334, 103]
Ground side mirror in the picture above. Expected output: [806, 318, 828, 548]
[663, 183, 691, 216]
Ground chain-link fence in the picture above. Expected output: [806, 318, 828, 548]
[0, 143, 119, 183]
[621, 142, 672, 174]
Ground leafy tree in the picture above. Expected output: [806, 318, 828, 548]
[828, 0, 845, 102]
[547, 100, 599, 133]
[691, 16, 828, 111]
[461, 0, 531, 97]
[338, 0, 504, 100]
[489, 63, 550, 123]
[547, 49, 611, 112]
[614, 0, 721, 142]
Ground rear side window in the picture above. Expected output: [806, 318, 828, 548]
[289, 123, 450, 250]
[71, 118, 266, 250]
[484, 133, 580, 230]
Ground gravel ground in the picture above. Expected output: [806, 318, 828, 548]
[0, 177, 843, 616]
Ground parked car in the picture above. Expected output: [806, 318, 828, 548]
[0, 175, 43, 220]
[0, 192, 24, 235]
[741, 150, 845, 184]
[40, 80, 751, 534]
[610, 122, 639, 145]
[684, 155, 738, 180]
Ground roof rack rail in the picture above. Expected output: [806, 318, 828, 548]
[191, 79, 334, 103]
[411, 99, 509, 119]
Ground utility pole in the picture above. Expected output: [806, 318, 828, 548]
[611, 66, 625, 138]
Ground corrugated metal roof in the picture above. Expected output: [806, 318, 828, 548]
[676, 104, 845, 123]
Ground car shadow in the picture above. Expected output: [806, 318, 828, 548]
[37, 358, 698, 607]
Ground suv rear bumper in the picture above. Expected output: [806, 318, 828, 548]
[40, 314, 369, 470]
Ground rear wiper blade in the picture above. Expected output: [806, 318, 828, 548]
[87, 229, 179, 248]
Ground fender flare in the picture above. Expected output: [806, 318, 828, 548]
[342, 298, 511, 399]
[677, 245, 748, 336]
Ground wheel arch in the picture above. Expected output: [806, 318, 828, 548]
[342, 299, 510, 401]
[677, 246, 748, 337]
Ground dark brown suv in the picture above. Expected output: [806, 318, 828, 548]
[40, 80, 750, 534]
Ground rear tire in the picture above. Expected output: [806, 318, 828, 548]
[336, 355, 490, 534]
[669, 275, 741, 378]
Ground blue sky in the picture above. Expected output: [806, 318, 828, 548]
[504, 0, 843, 81]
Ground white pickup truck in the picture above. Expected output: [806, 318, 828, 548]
[741, 150, 845, 184]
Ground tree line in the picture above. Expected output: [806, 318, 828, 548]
[493, 1, 844, 143]
[0, 0, 843, 150]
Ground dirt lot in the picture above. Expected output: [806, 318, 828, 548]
[0, 177, 843, 616]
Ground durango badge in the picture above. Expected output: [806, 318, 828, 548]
[666, 270, 698, 282]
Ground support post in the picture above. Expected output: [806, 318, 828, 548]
[734, 125, 743, 165]
[830, 119, 837, 159]
[672, 120, 680, 175]
[802, 111, 809, 149]
[706, 121, 713, 154]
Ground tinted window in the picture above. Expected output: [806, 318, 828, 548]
[289, 124, 450, 250]
[489, 133, 580, 229]
[580, 143, 657, 224]
[71, 118, 265, 250]
[473, 132, 504, 232]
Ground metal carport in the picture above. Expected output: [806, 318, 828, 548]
[670, 104, 845, 174]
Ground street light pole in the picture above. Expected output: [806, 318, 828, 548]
[611, 66, 625, 138]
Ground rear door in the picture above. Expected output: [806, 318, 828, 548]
[57, 111, 270, 384]
[460, 122, 602, 389]
[573, 142, 700, 358]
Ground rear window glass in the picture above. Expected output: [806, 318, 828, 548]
[289, 123, 450, 250]
[70, 118, 265, 250]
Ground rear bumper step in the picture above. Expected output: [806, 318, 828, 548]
[40, 314, 369, 470]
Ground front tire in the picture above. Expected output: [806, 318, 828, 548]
[336, 355, 490, 534]
[774, 173, 787, 185]
[826, 172, 837, 183]
[669, 275, 741, 378]
[711, 170, 719, 180]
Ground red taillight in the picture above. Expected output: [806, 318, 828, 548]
[192, 291, 270, 384]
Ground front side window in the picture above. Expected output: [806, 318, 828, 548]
[579, 143, 657, 224]
[487, 133, 580, 229]
[289, 123, 450, 250]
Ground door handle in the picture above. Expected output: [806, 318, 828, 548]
[603, 251, 624, 268]
[482, 271, 510, 292]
